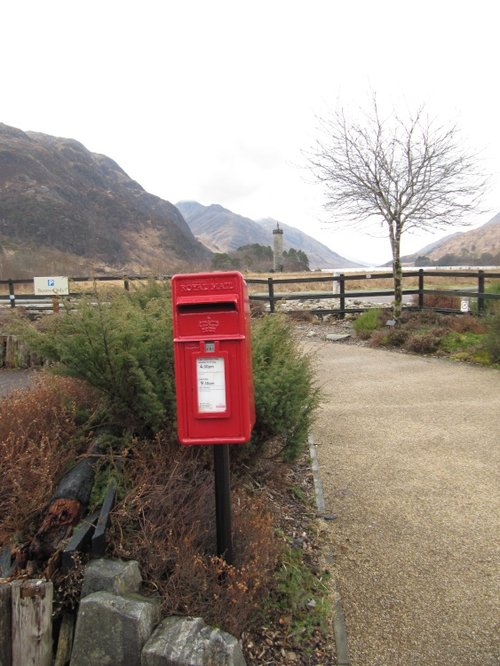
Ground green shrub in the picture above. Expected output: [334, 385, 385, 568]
[16, 283, 175, 435]
[16, 286, 320, 460]
[486, 312, 500, 363]
[440, 331, 484, 354]
[485, 281, 500, 315]
[354, 308, 383, 339]
[249, 314, 320, 461]
[267, 546, 331, 646]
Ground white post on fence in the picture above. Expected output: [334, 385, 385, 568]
[11, 579, 53, 666]
[332, 272, 339, 294]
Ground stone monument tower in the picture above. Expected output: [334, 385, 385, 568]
[272, 223, 284, 272]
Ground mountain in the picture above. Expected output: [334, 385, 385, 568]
[175, 202, 270, 252]
[410, 231, 463, 257]
[405, 212, 500, 265]
[0, 123, 211, 278]
[176, 201, 360, 269]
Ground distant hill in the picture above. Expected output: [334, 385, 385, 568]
[0, 123, 211, 278]
[176, 201, 360, 269]
[404, 212, 500, 265]
[176, 202, 270, 253]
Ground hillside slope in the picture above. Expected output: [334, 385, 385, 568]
[176, 201, 360, 269]
[405, 212, 500, 264]
[0, 123, 211, 278]
[176, 201, 270, 253]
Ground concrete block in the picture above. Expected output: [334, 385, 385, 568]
[70, 591, 160, 666]
[81, 558, 142, 597]
[142, 616, 246, 666]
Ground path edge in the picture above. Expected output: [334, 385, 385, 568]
[309, 432, 350, 666]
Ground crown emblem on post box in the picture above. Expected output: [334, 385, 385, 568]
[199, 316, 220, 334]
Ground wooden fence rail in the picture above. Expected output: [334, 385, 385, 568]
[1, 269, 499, 316]
[246, 269, 500, 315]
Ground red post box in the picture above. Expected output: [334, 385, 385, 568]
[172, 271, 255, 445]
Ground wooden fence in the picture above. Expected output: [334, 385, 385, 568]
[1, 269, 500, 316]
[247, 269, 500, 315]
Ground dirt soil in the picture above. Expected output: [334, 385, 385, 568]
[303, 325, 500, 665]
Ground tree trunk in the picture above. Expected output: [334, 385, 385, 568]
[392, 228, 403, 321]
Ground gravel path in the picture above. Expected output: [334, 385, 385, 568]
[307, 341, 500, 665]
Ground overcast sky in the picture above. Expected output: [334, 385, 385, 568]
[2, 0, 499, 265]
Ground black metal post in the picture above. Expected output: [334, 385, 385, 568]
[213, 445, 234, 564]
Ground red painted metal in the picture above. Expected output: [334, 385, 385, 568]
[172, 271, 255, 445]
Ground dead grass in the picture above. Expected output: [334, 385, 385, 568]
[245, 271, 485, 296]
[2, 271, 494, 301]
[0, 376, 99, 544]
[109, 435, 282, 637]
[0, 369, 331, 659]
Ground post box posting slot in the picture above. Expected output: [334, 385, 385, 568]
[172, 271, 255, 446]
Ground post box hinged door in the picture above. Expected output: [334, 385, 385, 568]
[172, 271, 255, 445]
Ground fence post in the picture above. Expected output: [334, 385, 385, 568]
[11, 580, 53, 666]
[339, 274, 345, 319]
[418, 270, 425, 310]
[268, 277, 275, 313]
[477, 270, 485, 315]
[124, 277, 130, 291]
[8, 279, 15, 308]
[0, 582, 12, 666]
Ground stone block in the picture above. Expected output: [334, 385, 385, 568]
[325, 333, 351, 341]
[81, 558, 142, 597]
[17, 340, 30, 368]
[142, 616, 246, 666]
[70, 591, 160, 666]
[4, 335, 18, 368]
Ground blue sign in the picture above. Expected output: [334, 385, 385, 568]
[48, 279, 55, 287]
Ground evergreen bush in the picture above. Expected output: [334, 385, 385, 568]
[17, 282, 175, 435]
[486, 312, 500, 363]
[16, 284, 320, 460]
[250, 314, 320, 461]
[353, 308, 383, 339]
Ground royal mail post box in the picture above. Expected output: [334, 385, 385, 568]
[172, 271, 255, 445]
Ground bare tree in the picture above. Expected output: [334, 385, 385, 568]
[309, 98, 486, 319]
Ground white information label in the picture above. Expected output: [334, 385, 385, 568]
[33, 276, 69, 296]
[196, 357, 226, 413]
[460, 298, 470, 313]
